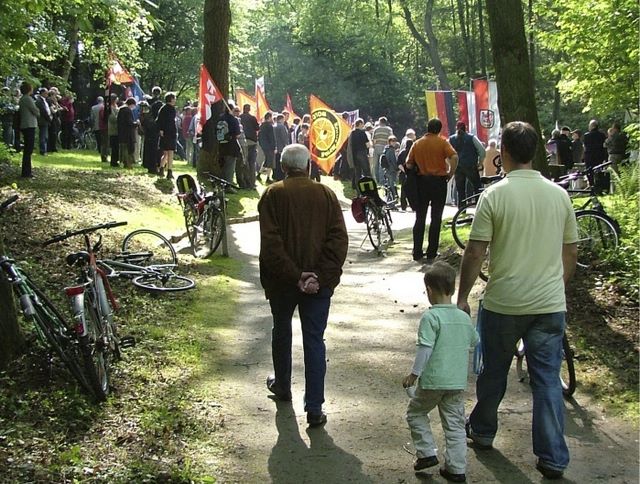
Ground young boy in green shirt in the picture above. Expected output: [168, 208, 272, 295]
[403, 261, 479, 482]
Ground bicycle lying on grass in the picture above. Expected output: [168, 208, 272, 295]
[0, 196, 132, 401]
[176, 173, 238, 258]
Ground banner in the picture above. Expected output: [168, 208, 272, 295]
[255, 77, 271, 121]
[198, 64, 223, 134]
[473, 79, 490, 143]
[309, 94, 351, 174]
[284, 93, 301, 121]
[487, 80, 501, 142]
[236, 89, 257, 115]
[457, 91, 477, 136]
[124, 79, 145, 120]
[345, 109, 359, 127]
[425, 91, 455, 137]
[106, 57, 134, 86]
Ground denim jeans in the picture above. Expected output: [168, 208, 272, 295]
[268, 287, 333, 413]
[468, 308, 569, 471]
[38, 125, 48, 154]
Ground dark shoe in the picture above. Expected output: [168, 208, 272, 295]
[439, 468, 466, 482]
[307, 412, 327, 428]
[412, 253, 424, 262]
[536, 460, 564, 480]
[158, 167, 165, 177]
[266, 375, 292, 402]
[166, 169, 174, 180]
[414, 455, 439, 471]
[465, 421, 493, 450]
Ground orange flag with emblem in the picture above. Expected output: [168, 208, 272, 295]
[236, 89, 257, 116]
[309, 94, 350, 174]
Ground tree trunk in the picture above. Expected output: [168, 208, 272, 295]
[61, 19, 79, 85]
[200, 0, 231, 178]
[0, 238, 23, 369]
[478, 0, 487, 76]
[485, 0, 546, 172]
[528, 0, 535, 85]
[456, 0, 474, 79]
[399, 0, 451, 90]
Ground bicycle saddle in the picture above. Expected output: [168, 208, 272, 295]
[66, 251, 90, 267]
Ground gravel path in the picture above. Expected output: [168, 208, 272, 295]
[202, 208, 639, 483]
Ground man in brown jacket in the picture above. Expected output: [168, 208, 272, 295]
[258, 143, 348, 428]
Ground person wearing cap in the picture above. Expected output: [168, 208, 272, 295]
[449, 121, 485, 207]
[406, 118, 458, 262]
[570, 129, 584, 167]
[35, 88, 52, 155]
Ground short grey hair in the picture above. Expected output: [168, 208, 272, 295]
[281, 144, 310, 171]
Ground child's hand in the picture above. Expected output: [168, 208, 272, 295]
[402, 374, 417, 388]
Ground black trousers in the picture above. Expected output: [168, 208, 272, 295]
[412, 175, 447, 259]
[110, 135, 119, 166]
[455, 164, 481, 207]
[21, 128, 35, 177]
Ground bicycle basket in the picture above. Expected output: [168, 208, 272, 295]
[351, 197, 366, 223]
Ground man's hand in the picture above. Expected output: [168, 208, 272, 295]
[402, 373, 418, 388]
[297, 271, 319, 294]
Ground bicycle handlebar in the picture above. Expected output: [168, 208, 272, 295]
[202, 172, 240, 190]
[0, 195, 18, 213]
[43, 221, 128, 246]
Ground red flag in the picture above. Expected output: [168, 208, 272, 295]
[255, 84, 272, 121]
[106, 57, 134, 87]
[198, 64, 223, 134]
[284, 93, 301, 121]
[473, 79, 489, 143]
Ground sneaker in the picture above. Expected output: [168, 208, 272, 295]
[266, 375, 292, 402]
[536, 460, 564, 480]
[166, 169, 174, 180]
[414, 455, 439, 471]
[439, 468, 466, 482]
[465, 421, 493, 450]
[307, 412, 327, 428]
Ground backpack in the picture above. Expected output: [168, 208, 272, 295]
[351, 197, 366, 223]
[216, 119, 231, 143]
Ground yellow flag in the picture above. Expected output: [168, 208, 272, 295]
[309, 94, 350, 174]
[236, 89, 257, 116]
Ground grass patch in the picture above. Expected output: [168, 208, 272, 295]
[0, 156, 241, 482]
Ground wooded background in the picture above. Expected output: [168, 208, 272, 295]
[1, 0, 637, 135]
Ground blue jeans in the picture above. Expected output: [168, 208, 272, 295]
[268, 287, 333, 413]
[469, 308, 569, 470]
[38, 125, 49, 154]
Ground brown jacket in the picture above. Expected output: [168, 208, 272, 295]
[258, 173, 348, 299]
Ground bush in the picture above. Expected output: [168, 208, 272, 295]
[608, 163, 639, 301]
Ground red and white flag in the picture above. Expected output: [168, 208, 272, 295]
[198, 64, 223, 134]
[106, 57, 134, 87]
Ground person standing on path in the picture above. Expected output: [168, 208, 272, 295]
[18, 82, 39, 178]
[156, 92, 178, 179]
[449, 122, 485, 207]
[258, 143, 348, 428]
[457, 121, 578, 480]
[403, 262, 479, 483]
[406, 118, 458, 263]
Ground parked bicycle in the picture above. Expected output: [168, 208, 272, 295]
[355, 176, 394, 251]
[43, 221, 138, 400]
[58, 119, 97, 150]
[515, 332, 576, 398]
[176, 173, 238, 258]
[0, 196, 107, 401]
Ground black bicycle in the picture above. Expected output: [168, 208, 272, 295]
[356, 176, 394, 251]
[176, 173, 237, 258]
[0, 196, 100, 399]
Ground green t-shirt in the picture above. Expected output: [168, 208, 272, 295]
[469, 170, 578, 315]
[418, 304, 480, 390]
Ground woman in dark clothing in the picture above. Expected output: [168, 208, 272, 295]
[139, 101, 157, 174]
[117, 97, 138, 169]
[156, 92, 177, 179]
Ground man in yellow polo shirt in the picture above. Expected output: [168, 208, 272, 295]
[406, 118, 458, 262]
[457, 121, 578, 480]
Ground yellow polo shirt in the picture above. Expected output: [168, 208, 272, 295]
[470, 170, 578, 315]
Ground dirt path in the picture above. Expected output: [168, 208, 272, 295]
[200, 210, 638, 483]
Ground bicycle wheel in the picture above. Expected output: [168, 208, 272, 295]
[204, 205, 225, 255]
[95, 274, 120, 361]
[84, 132, 97, 151]
[574, 210, 619, 269]
[183, 204, 205, 258]
[23, 280, 93, 396]
[132, 273, 196, 292]
[451, 203, 476, 250]
[364, 199, 382, 250]
[121, 229, 178, 267]
[561, 333, 576, 398]
[81, 285, 110, 401]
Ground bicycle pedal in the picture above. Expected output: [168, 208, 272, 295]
[119, 336, 136, 348]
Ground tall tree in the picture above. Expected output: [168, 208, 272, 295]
[199, 0, 231, 176]
[485, 0, 546, 171]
